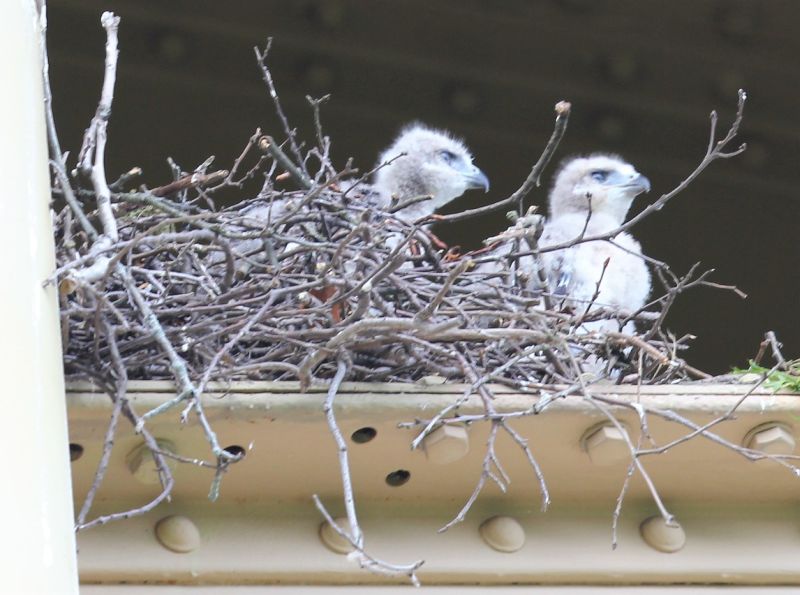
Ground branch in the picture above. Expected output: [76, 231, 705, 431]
[428, 100, 570, 224]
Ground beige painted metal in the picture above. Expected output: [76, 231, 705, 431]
[0, 0, 79, 592]
[68, 382, 800, 588]
[79, 588, 800, 594]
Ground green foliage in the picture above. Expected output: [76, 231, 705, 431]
[733, 360, 800, 392]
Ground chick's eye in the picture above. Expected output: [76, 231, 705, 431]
[439, 149, 458, 164]
[590, 170, 609, 183]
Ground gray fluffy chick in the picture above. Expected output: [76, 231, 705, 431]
[538, 153, 652, 331]
[365, 123, 490, 222]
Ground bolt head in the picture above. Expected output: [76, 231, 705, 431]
[745, 423, 796, 456]
[640, 515, 686, 553]
[582, 424, 629, 466]
[155, 515, 201, 553]
[319, 517, 353, 554]
[479, 516, 526, 553]
[423, 425, 469, 465]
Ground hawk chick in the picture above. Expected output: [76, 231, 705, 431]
[370, 123, 490, 221]
[539, 154, 652, 330]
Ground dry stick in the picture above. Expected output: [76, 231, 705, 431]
[611, 432, 642, 549]
[467, 357, 551, 514]
[151, 169, 229, 197]
[215, 128, 264, 190]
[196, 289, 284, 395]
[76, 325, 175, 531]
[609, 352, 647, 548]
[306, 94, 331, 154]
[594, 393, 800, 471]
[565, 347, 676, 530]
[636, 366, 777, 457]
[109, 166, 143, 191]
[321, 359, 362, 547]
[764, 330, 788, 369]
[415, 258, 472, 321]
[437, 351, 550, 531]
[314, 358, 424, 585]
[77, 12, 120, 243]
[499, 420, 551, 512]
[58, 12, 121, 286]
[258, 135, 312, 190]
[404, 338, 556, 517]
[75, 350, 124, 526]
[439, 422, 502, 533]
[312, 495, 424, 586]
[254, 39, 307, 175]
[522, 90, 748, 258]
[390, 193, 433, 214]
[428, 100, 571, 225]
[40, 5, 96, 239]
[120, 263, 235, 466]
[60, 225, 235, 288]
[70, 17, 238, 490]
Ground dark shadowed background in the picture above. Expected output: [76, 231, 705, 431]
[48, 0, 799, 374]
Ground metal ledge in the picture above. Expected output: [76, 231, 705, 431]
[68, 382, 800, 588]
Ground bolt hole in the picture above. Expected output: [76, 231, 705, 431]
[385, 469, 411, 487]
[351, 427, 377, 444]
[69, 443, 84, 462]
[223, 445, 246, 459]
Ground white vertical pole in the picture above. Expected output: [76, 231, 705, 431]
[0, 0, 79, 592]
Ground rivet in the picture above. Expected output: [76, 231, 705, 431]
[639, 515, 686, 553]
[581, 423, 630, 466]
[423, 425, 470, 464]
[319, 517, 353, 554]
[155, 515, 201, 553]
[743, 423, 796, 456]
[479, 516, 525, 553]
[126, 439, 177, 485]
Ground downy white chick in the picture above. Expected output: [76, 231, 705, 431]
[538, 153, 652, 332]
[368, 123, 490, 222]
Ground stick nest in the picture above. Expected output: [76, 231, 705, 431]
[54, 142, 702, 390]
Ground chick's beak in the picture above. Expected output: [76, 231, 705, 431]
[463, 165, 490, 193]
[629, 173, 651, 195]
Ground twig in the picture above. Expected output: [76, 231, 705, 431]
[314, 358, 424, 584]
[258, 135, 312, 190]
[254, 39, 307, 175]
[430, 100, 570, 224]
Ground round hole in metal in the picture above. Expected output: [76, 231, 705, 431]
[351, 427, 377, 444]
[385, 469, 411, 487]
[223, 445, 246, 459]
[69, 443, 84, 462]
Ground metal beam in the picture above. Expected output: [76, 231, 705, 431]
[69, 382, 800, 587]
[0, 1, 79, 591]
